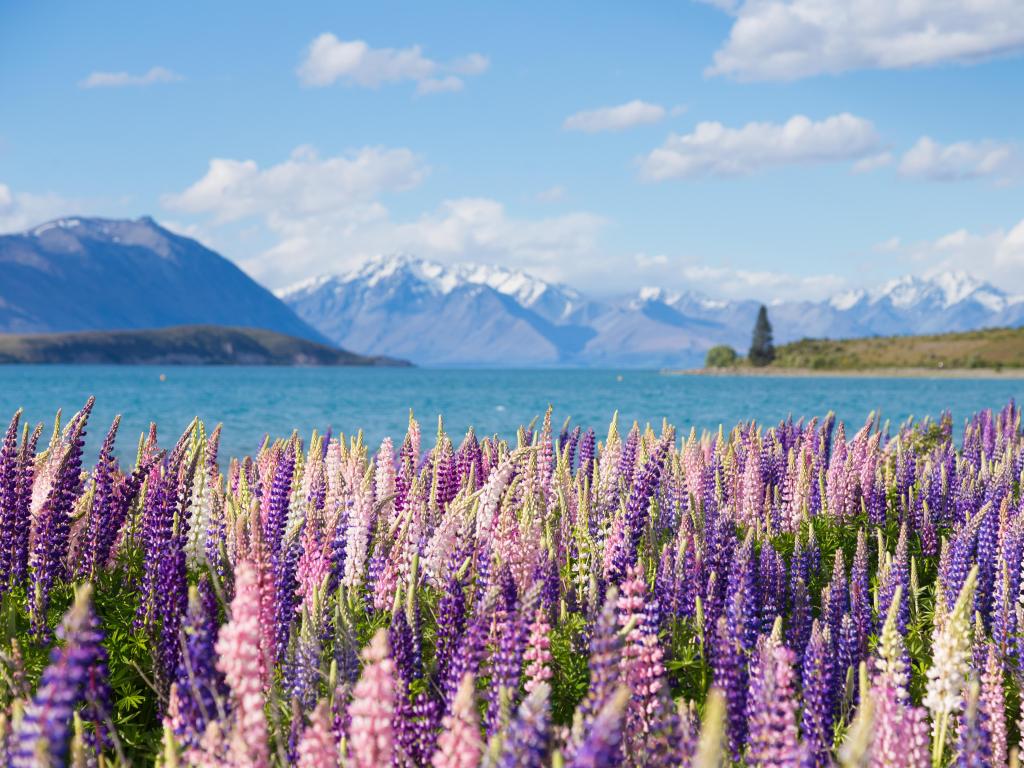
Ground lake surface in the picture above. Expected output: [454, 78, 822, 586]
[0, 366, 1021, 461]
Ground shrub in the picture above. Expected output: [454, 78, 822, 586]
[705, 345, 739, 368]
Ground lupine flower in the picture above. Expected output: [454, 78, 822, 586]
[12, 585, 106, 767]
[433, 674, 482, 768]
[348, 629, 396, 768]
[523, 608, 553, 693]
[497, 682, 550, 768]
[216, 559, 270, 768]
[745, 628, 804, 767]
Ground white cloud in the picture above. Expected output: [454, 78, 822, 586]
[888, 219, 1024, 292]
[852, 152, 893, 174]
[163, 147, 605, 287]
[162, 145, 429, 222]
[536, 185, 567, 203]
[296, 34, 488, 93]
[897, 137, 1018, 181]
[80, 66, 183, 89]
[640, 113, 879, 180]
[705, 0, 1024, 81]
[563, 100, 667, 133]
[0, 183, 83, 232]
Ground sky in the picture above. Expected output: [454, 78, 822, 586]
[1, 1, 1023, 301]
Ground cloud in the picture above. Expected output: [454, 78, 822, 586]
[80, 66, 183, 89]
[886, 218, 1024, 292]
[852, 152, 893, 174]
[163, 147, 605, 287]
[563, 100, 667, 133]
[296, 34, 488, 93]
[536, 185, 567, 203]
[0, 183, 83, 233]
[640, 113, 879, 180]
[705, 0, 1024, 81]
[897, 137, 1018, 181]
[162, 145, 429, 222]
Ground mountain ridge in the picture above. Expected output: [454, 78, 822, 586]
[283, 255, 1024, 367]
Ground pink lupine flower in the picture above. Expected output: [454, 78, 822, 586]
[432, 674, 482, 768]
[343, 475, 374, 589]
[375, 437, 396, 524]
[869, 682, 930, 768]
[295, 516, 331, 616]
[296, 701, 338, 768]
[215, 559, 270, 768]
[981, 644, 1007, 768]
[524, 609, 553, 693]
[348, 629, 396, 768]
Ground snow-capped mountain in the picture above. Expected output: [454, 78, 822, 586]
[282, 256, 1024, 367]
[0, 216, 328, 343]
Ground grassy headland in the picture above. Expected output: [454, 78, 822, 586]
[0, 325, 410, 366]
[678, 326, 1024, 376]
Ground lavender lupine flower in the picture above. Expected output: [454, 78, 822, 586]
[566, 687, 629, 768]
[924, 566, 977, 767]
[12, 584, 106, 768]
[172, 580, 227, 748]
[497, 682, 550, 768]
[570, 589, 623, 751]
[216, 559, 270, 768]
[348, 629, 397, 768]
[745, 629, 804, 767]
[432, 675, 482, 768]
[800, 621, 833, 768]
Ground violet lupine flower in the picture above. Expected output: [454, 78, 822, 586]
[800, 621, 833, 768]
[0, 409, 22, 591]
[568, 588, 623, 759]
[577, 429, 596, 483]
[566, 687, 629, 768]
[486, 575, 527, 734]
[77, 414, 120, 579]
[216, 559, 270, 768]
[712, 606, 748, 760]
[443, 610, 490, 716]
[295, 701, 338, 768]
[172, 580, 227, 748]
[348, 629, 397, 768]
[433, 571, 467, 693]
[955, 682, 991, 768]
[849, 529, 871, 657]
[744, 632, 804, 767]
[497, 682, 551, 768]
[12, 585, 106, 768]
[878, 524, 910, 636]
[29, 398, 93, 639]
[432, 674, 482, 768]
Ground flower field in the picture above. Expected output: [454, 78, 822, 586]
[1, 396, 1022, 767]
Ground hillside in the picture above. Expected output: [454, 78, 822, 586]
[772, 327, 1024, 370]
[0, 325, 409, 366]
[0, 217, 327, 343]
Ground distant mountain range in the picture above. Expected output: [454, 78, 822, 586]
[281, 255, 1024, 367]
[0, 217, 327, 343]
[3, 217, 1021, 368]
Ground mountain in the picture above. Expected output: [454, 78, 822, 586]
[0, 216, 327, 343]
[282, 256, 1024, 368]
[0, 325, 409, 366]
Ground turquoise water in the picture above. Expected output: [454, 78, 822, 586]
[0, 366, 1021, 461]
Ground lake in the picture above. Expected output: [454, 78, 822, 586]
[0, 366, 1021, 461]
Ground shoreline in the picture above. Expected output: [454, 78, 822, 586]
[663, 366, 1024, 380]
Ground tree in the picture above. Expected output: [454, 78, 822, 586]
[748, 305, 775, 367]
[705, 345, 738, 369]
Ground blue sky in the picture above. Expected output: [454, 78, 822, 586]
[2, 1, 1023, 300]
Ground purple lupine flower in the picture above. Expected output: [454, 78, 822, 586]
[878, 524, 910, 636]
[577, 429, 596, 483]
[566, 687, 629, 768]
[712, 603, 749, 760]
[497, 682, 550, 768]
[955, 682, 991, 768]
[0, 409, 22, 591]
[172, 579, 227, 748]
[849, 529, 871, 658]
[486, 574, 527, 734]
[9, 421, 41, 588]
[980, 644, 1007, 768]
[29, 398, 93, 639]
[12, 585, 107, 767]
[432, 571, 467, 693]
[745, 631, 804, 766]
[77, 415, 121, 579]
[571, 589, 623, 750]
[800, 621, 833, 767]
